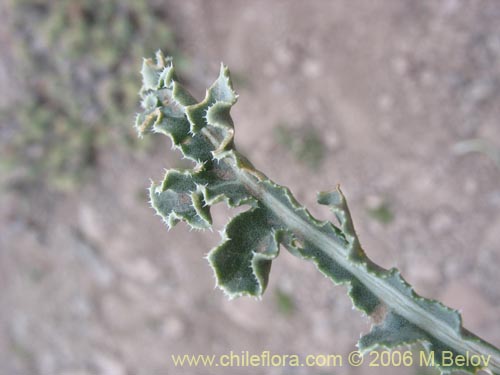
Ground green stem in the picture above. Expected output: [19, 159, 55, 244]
[232, 151, 500, 374]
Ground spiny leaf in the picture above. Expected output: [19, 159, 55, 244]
[317, 187, 366, 261]
[149, 170, 211, 230]
[135, 51, 500, 375]
[208, 206, 280, 298]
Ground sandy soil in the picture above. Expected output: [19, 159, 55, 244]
[1, 1, 500, 374]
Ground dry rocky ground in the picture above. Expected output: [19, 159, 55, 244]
[1, 1, 500, 374]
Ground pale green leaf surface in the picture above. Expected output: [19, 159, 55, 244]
[136, 51, 500, 375]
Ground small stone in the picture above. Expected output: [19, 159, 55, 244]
[420, 70, 435, 86]
[274, 45, 293, 66]
[302, 59, 321, 78]
[365, 195, 384, 210]
[93, 353, 126, 375]
[406, 257, 440, 287]
[78, 204, 105, 244]
[120, 257, 160, 284]
[429, 210, 453, 234]
[464, 178, 478, 195]
[377, 94, 394, 112]
[391, 56, 408, 75]
[162, 316, 185, 339]
[323, 129, 339, 149]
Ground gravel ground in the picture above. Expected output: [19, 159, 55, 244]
[1, 1, 500, 374]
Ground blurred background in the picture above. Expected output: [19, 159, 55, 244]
[1, 1, 499, 374]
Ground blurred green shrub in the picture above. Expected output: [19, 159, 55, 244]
[367, 201, 394, 225]
[275, 288, 296, 316]
[4, 0, 184, 190]
[274, 124, 325, 170]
